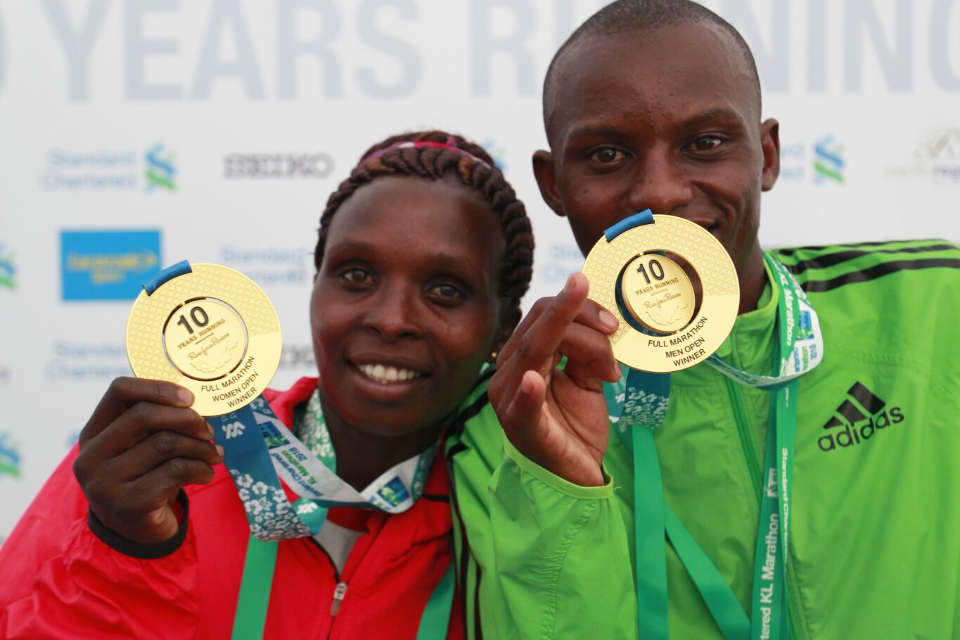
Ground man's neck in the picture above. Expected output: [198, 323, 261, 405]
[737, 244, 767, 315]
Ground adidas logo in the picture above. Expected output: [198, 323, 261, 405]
[818, 382, 904, 452]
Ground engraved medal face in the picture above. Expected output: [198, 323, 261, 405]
[620, 254, 696, 333]
[582, 215, 739, 373]
[126, 263, 282, 416]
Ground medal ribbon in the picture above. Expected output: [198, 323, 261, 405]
[208, 393, 437, 541]
[598, 216, 822, 640]
[232, 535, 455, 640]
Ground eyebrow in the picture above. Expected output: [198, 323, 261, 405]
[326, 240, 490, 282]
[565, 107, 748, 142]
[565, 125, 631, 141]
[681, 108, 748, 129]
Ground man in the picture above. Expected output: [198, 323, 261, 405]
[446, 1, 960, 638]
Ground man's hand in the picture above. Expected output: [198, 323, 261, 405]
[73, 377, 223, 544]
[489, 273, 621, 486]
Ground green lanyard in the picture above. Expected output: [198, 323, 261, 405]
[229, 534, 455, 639]
[749, 379, 796, 640]
[225, 390, 456, 639]
[616, 253, 819, 640]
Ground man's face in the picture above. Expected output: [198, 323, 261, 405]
[535, 22, 780, 287]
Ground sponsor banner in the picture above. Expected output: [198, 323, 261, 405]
[223, 153, 334, 179]
[886, 129, 960, 184]
[219, 245, 312, 287]
[60, 230, 162, 301]
[536, 241, 586, 291]
[0, 0, 957, 545]
[0, 432, 22, 479]
[777, 136, 846, 185]
[44, 342, 131, 383]
[41, 145, 176, 192]
[0, 243, 15, 291]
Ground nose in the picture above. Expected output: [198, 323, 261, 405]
[628, 147, 694, 215]
[361, 280, 422, 340]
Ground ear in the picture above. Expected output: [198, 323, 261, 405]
[760, 118, 780, 191]
[532, 149, 566, 217]
[488, 303, 519, 363]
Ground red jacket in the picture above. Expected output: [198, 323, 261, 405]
[0, 378, 463, 639]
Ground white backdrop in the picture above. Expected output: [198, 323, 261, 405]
[2, 0, 959, 541]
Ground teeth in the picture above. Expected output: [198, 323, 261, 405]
[358, 363, 420, 384]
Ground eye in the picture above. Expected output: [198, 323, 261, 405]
[425, 282, 466, 306]
[588, 146, 628, 167]
[687, 135, 725, 153]
[338, 266, 374, 289]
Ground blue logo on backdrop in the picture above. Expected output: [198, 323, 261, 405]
[145, 144, 176, 191]
[813, 135, 845, 184]
[481, 139, 506, 171]
[61, 230, 161, 301]
[0, 432, 21, 479]
[0, 243, 15, 290]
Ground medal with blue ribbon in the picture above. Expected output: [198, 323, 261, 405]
[582, 212, 824, 640]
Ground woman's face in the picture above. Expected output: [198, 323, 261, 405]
[311, 175, 507, 438]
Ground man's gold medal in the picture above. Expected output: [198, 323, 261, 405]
[125, 263, 282, 416]
[582, 215, 739, 373]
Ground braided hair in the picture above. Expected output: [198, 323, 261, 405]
[315, 130, 534, 328]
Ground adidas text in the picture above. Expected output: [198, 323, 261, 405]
[818, 407, 904, 452]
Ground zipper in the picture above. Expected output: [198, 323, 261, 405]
[723, 377, 762, 501]
[329, 581, 348, 616]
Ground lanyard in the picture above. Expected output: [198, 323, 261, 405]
[224, 387, 454, 639]
[607, 251, 822, 640]
[231, 535, 455, 639]
[209, 389, 438, 541]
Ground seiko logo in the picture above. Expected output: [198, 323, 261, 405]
[818, 382, 904, 452]
[223, 153, 333, 179]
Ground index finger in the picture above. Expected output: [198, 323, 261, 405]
[497, 273, 591, 373]
[80, 377, 195, 444]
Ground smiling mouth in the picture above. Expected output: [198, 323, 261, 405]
[356, 363, 425, 384]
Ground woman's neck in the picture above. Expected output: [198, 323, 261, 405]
[321, 409, 443, 491]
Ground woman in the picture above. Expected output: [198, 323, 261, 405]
[0, 131, 534, 639]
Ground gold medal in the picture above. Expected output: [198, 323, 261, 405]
[125, 263, 282, 416]
[582, 215, 739, 373]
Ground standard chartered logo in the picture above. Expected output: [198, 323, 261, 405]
[813, 135, 845, 184]
[0, 432, 21, 478]
[0, 244, 15, 290]
[145, 144, 176, 191]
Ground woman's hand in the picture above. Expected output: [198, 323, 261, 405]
[73, 377, 223, 544]
[488, 273, 621, 486]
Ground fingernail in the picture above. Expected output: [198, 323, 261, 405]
[562, 275, 575, 295]
[215, 444, 224, 458]
[205, 423, 215, 440]
[176, 387, 194, 405]
[599, 310, 619, 330]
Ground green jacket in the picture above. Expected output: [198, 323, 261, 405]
[445, 239, 960, 639]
